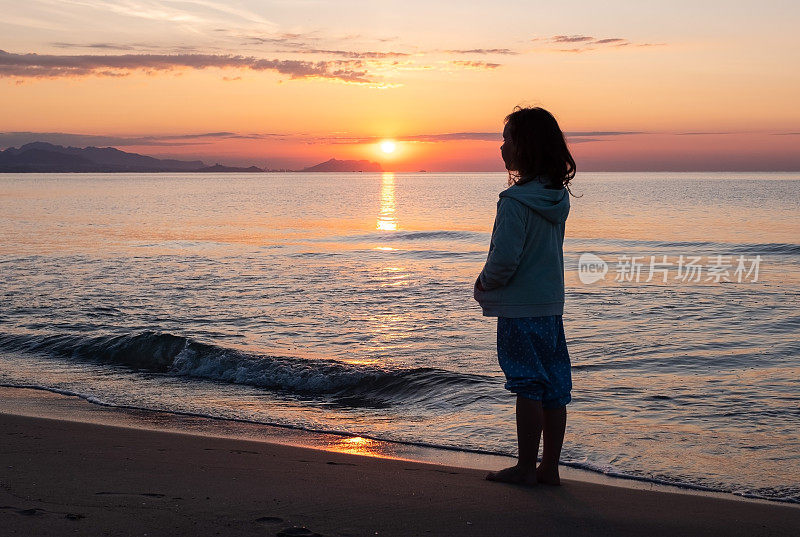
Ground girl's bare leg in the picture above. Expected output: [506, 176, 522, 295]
[485, 396, 542, 485]
[537, 406, 566, 485]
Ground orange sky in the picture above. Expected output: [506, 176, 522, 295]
[1, 1, 799, 170]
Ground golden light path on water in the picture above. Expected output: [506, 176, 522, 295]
[376, 172, 397, 232]
[362, 172, 416, 361]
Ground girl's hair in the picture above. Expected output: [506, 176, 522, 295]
[504, 106, 576, 193]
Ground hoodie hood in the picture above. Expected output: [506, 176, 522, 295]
[499, 177, 570, 224]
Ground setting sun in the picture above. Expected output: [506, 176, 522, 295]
[380, 140, 396, 154]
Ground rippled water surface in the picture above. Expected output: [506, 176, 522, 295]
[1, 172, 798, 502]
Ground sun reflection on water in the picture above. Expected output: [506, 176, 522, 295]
[376, 172, 397, 231]
[327, 436, 389, 458]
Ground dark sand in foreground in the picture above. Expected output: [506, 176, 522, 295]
[1, 412, 798, 537]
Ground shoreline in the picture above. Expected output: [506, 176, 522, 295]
[0, 385, 794, 507]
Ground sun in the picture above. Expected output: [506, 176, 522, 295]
[380, 140, 396, 154]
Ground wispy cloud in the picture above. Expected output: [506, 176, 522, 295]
[678, 131, 800, 136]
[443, 48, 519, 55]
[0, 49, 374, 84]
[449, 61, 500, 70]
[51, 42, 137, 51]
[50, 41, 209, 54]
[236, 32, 515, 60]
[50, 39, 412, 59]
[674, 131, 735, 135]
[593, 38, 627, 45]
[49, 0, 276, 28]
[1, 44, 519, 85]
[236, 32, 322, 48]
[285, 49, 411, 59]
[551, 35, 595, 43]
[535, 35, 666, 53]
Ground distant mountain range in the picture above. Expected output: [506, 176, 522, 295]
[0, 142, 382, 173]
[301, 158, 383, 172]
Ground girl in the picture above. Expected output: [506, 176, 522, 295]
[474, 106, 576, 486]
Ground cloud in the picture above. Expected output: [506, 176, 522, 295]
[286, 49, 410, 59]
[0, 45, 522, 85]
[51, 42, 137, 51]
[232, 30, 409, 57]
[52, 0, 276, 29]
[449, 61, 501, 70]
[0, 49, 374, 83]
[674, 131, 735, 136]
[398, 132, 499, 143]
[551, 35, 595, 43]
[171, 132, 237, 138]
[238, 33, 511, 59]
[536, 35, 665, 53]
[238, 33, 321, 48]
[50, 42, 207, 54]
[443, 48, 519, 55]
[594, 38, 627, 45]
[157, 25, 517, 60]
[49, 39, 412, 59]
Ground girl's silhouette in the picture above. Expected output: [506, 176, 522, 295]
[474, 106, 576, 485]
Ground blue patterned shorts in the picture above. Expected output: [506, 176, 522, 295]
[497, 315, 572, 409]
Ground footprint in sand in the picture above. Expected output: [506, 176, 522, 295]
[402, 467, 458, 475]
[1, 506, 85, 520]
[95, 492, 166, 498]
[17, 508, 45, 516]
[276, 527, 324, 537]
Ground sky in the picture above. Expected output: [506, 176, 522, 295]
[1, 0, 799, 171]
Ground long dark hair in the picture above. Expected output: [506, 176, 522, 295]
[504, 106, 576, 193]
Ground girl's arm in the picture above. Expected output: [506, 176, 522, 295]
[478, 197, 527, 291]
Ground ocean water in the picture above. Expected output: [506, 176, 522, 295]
[1, 171, 798, 503]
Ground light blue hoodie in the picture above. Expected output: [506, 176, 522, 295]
[474, 177, 570, 317]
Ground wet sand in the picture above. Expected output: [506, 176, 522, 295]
[1, 411, 798, 537]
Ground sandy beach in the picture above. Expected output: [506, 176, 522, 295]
[2, 406, 798, 537]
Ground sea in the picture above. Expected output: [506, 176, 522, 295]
[1, 171, 798, 503]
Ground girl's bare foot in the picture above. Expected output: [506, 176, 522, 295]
[535, 464, 561, 485]
[485, 464, 537, 486]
